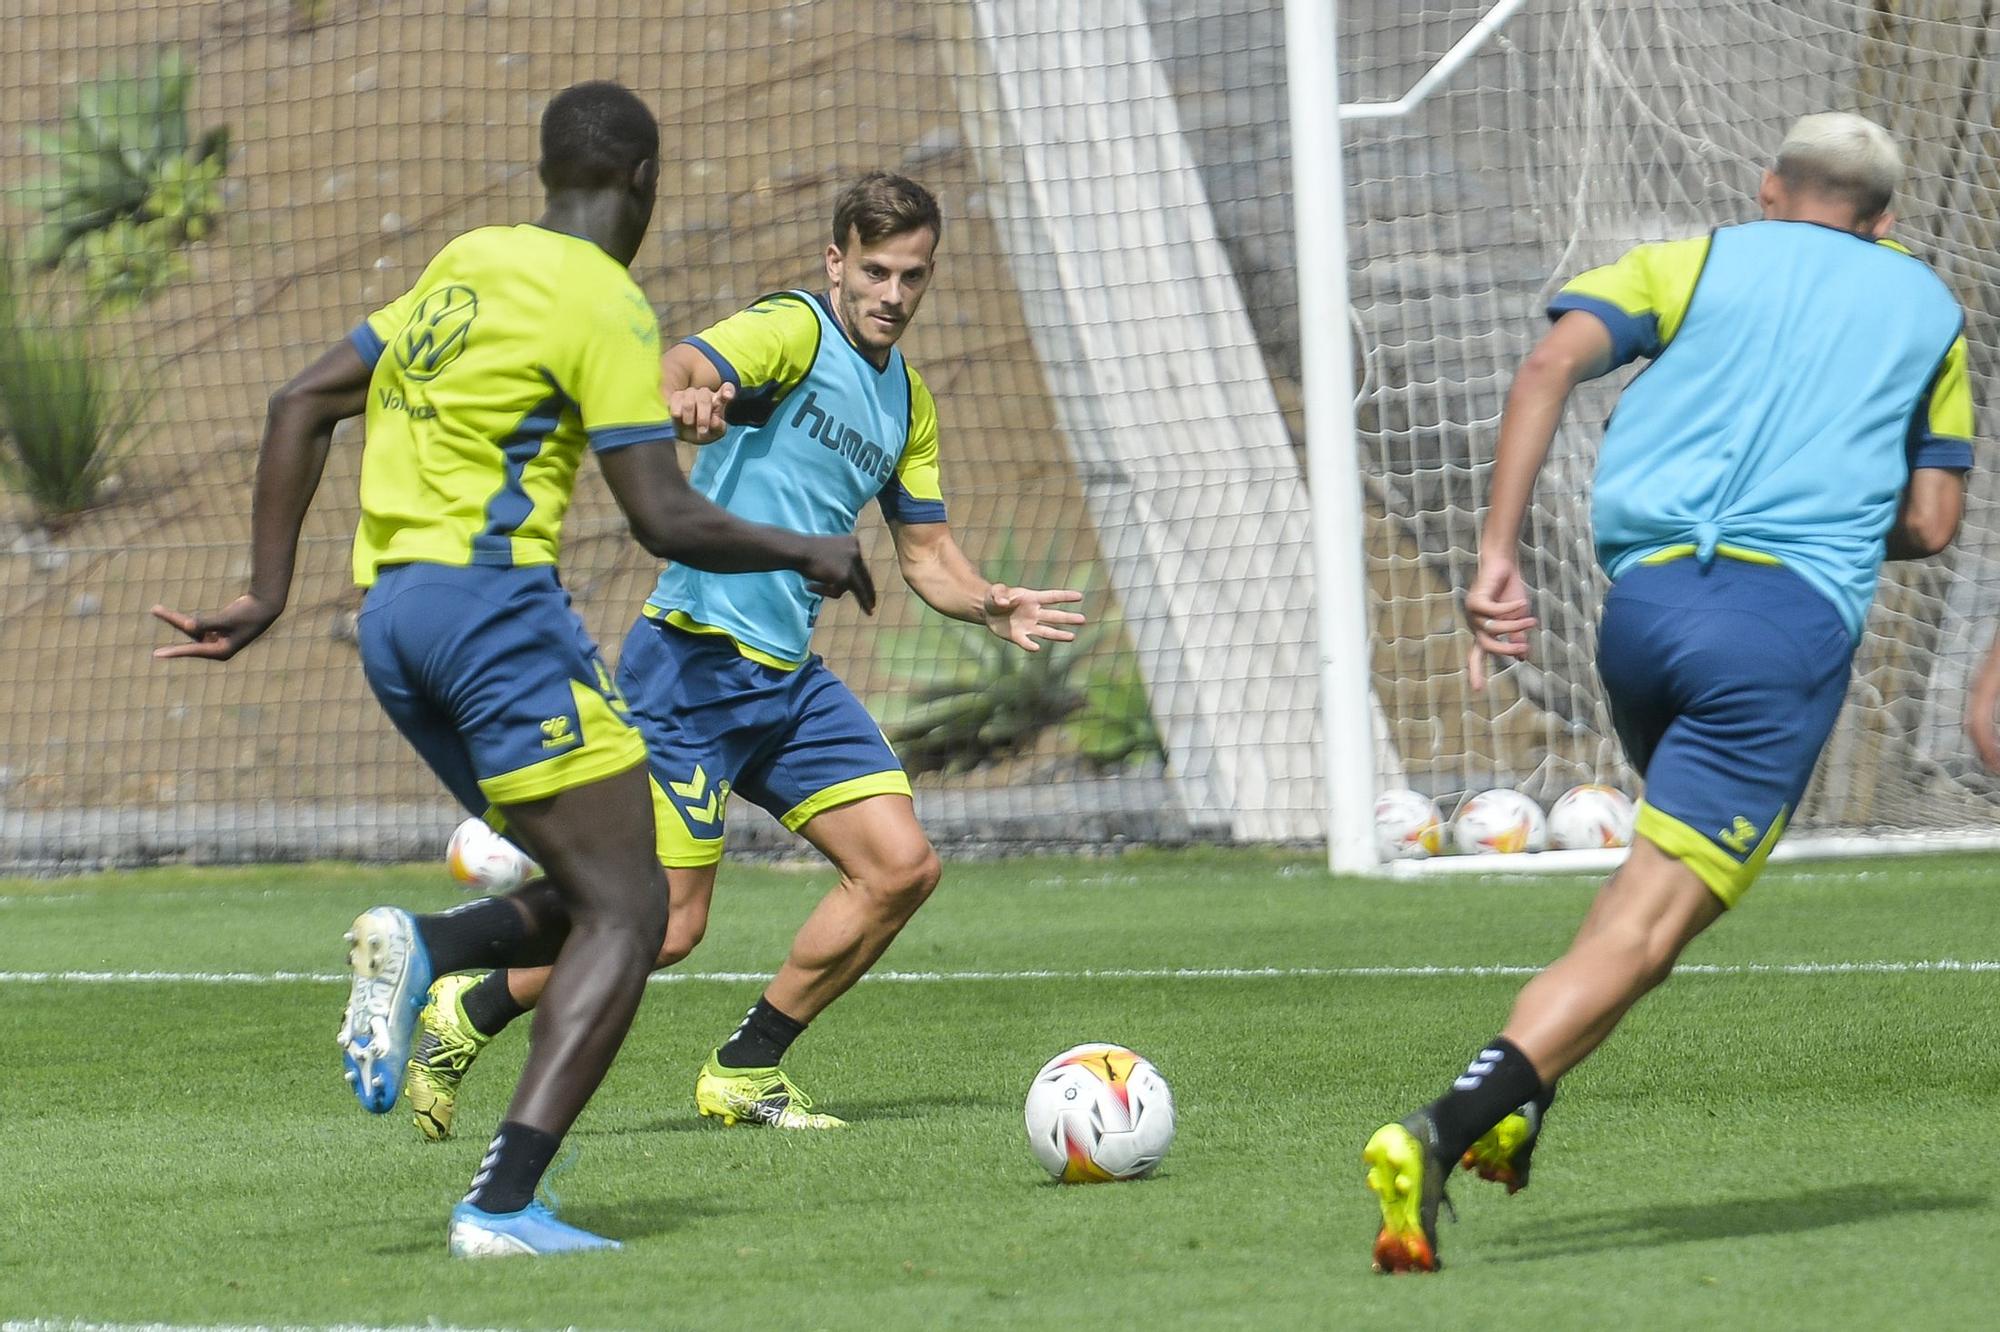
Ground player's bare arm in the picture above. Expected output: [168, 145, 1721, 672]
[151, 340, 373, 661]
[889, 520, 1085, 652]
[660, 341, 736, 444]
[596, 444, 875, 613]
[1884, 466, 1964, 560]
[1465, 309, 1615, 688]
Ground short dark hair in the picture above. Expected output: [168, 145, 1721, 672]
[831, 172, 942, 249]
[539, 81, 659, 191]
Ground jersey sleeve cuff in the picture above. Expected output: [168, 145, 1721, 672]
[1910, 436, 1974, 471]
[349, 322, 387, 368]
[588, 423, 678, 454]
[682, 336, 742, 389]
[878, 484, 947, 525]
[1547, 293, 1660, 367]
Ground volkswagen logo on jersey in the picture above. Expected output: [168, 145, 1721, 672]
[396, 284, 479, 381]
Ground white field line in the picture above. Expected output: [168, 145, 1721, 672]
[0, 960, 1995, 986]
[1, 1323, 573, 1332]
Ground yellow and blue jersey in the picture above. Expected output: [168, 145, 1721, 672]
[1550, 219, 1974, 636]
[646, 290, 946, 667]
[347, 224, 678, 586]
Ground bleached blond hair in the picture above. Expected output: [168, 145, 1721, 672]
[1775, 113, 1903, 217]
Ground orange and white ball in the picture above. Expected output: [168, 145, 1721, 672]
[1452, 789, 1549, 855]
[1548, 784, 1636, 850]
[1024, 1043, 1176, 1182]
[445, 817, 537, 893]
[1374, 788, 1445, 861]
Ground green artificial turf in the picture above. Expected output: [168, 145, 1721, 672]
[1, 850, 1995, 1329]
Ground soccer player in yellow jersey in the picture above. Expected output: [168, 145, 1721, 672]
[400, 173, 1089, 1137]
[153, 82, 872, 1257]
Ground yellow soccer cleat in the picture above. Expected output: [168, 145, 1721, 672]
[1363, 1115, 1450, 1274]
[694, 1052, 847, 1130]
[1461, 1104, 1542, 1194]
[406, 974, 493, 1142]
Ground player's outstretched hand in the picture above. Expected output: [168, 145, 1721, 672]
[151, 594, 284, 662]
[983, 584, 1086, 652]
[1463, 557, 1536, 689]
[670, 382, 736, 445]
[801, 535, 877, 615]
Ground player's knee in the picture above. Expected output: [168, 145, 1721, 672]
[843, 844, 939, 918]
[867, 843, 941, 916]
[1590, 915, 1681, 990]
[655, 910, 707, 968]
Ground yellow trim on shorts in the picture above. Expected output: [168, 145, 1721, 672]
[1633, 800, 1787, 909]
[649, 774, 727, 868]
[477, 680, 648, 806]
[779, 770, 913, 833]
[1637, 543, 1782, 567]
[644, 606, 806, 673]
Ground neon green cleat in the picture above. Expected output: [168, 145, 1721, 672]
[694, 1052, 847, 1130]
[1363, 1115, 1450, 1274]
[406, 974, 493, 1142]
[1461, 1103, 1543, 1194]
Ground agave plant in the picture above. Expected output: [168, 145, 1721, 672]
[876, 613, 1097, 776]
[21, 46, 230, 273]
[0, 246, 147, 528]
[874, 536, 1167, 776]
[76, 218, 190, 311]
[1069, 652, 1167, 771]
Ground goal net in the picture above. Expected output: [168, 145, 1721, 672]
[0, 1, 1994, 868]
[1339, 0, 2000, 840]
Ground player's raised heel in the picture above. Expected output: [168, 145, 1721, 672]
[336, 907, 434, 1114]
[1461, 1105, 1541, 1194]
[1364, 1118, 1446, 1274]
[447, 1201, 621, 1258]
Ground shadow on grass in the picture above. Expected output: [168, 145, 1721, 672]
[1483, 1181, 1986, 1264]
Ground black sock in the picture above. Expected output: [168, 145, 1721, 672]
[464, 1120, 561, 1215]
[715, 994, 807, 1069]
[459, 969, 528, 1038]
[1424, 1036, 1545, 1166]
[416, 896, 531, 975]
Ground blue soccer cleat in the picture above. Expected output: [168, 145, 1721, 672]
[336, 906, 433, 1114]
[446, 1201, 622, 1258]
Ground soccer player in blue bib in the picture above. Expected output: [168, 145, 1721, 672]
[154, 83, 873, 1256]
[1363, 114, 1974, 1273]
[397, 173, 1086, 1138]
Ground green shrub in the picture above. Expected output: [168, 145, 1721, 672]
[20, 46, 229, 277]
[0, 250, 146, 529]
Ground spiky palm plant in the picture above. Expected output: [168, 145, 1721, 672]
[21, 46, 229, 277]
[0, 246, 146, 528]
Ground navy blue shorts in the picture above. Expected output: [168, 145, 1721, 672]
[1597, 557, 1855, 905]
[358, 564, 646, 815]
[617, 616, 909, 866]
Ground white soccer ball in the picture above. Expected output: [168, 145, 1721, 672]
[1024, 1043, 1176, 1183]
[445, 817, 537, 893]
[1548, 784, 1636, 850]
[1374, 788, 1445, 861]
[1452, 788, 1549, 855]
